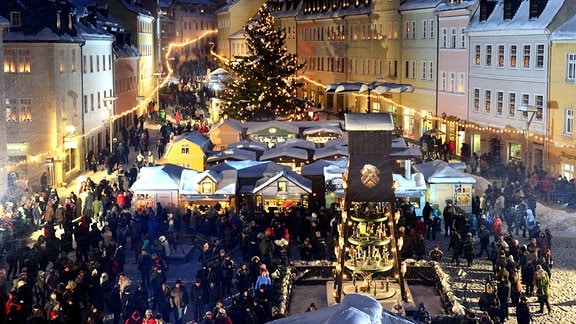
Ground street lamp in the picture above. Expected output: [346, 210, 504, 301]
[103, 96, 118, 154]
[517, 105, 539, 175]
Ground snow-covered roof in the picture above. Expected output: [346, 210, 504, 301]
[246, 120, 299, 135]
[253, 171, 312, 194]
[313, 145, 349, 160]
[130, 164, 187, 191]
[270, 294, 415, 324]
[208, 117, 244, 134]
[324, 137, 348, 148]
[466, 0, 565, 33]
[345, 113, 395, 131]
[302, 125, 344, 137]
[399, 0, 444, 11]
[551, 15, 576, 41]
[276, 138, 317, 151]
[260, 146, 309, 161]
[208, 160, 291, 178]
[295, 3, 371, 20]
[227, 140, 269, 152]
[301, 158, 348, 176]
[179, 169, 237, 195]
[434, 0, 478, 13]
[206, 148, 257, 163]
[413, 160, 476, 184]
[171, 132, 213, 151]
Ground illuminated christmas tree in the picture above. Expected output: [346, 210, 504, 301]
[222, 5, 305, 120]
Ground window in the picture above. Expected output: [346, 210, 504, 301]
[5, 99, 17, 122]
[181, 144, 190, 154]
[441, 28, 447, 48]
[458, 73, 465, 93]
[496, 91, 503, 115]
[474, 45, 481, 65]
[510, 45, 517, 67]
[567, 54, 576, 81]
[565, 108, 574, 135]
[523, 45, 531, 68]
[449, 72, 455, 92]
[485, 45, 492, 66]
[387, 22, 393, 39]
[440, 71, 447, 91]
[474, 89, 480, 111]
[509, 93, 516, 116]
[429, 61, 434, 80]
[83, 55, 87, 73]
[4, 49, 16, 73]
[535, 95, 543, 121]
[536, 44, 544, 69]
[201, 181, 212, 193]
[421, 61, 427, 79]
[19, 98, 32, 122]
[422, 20, 427, 39]
[460, 28, 466, 48]
[90, 55, 94, 73]
[498, 45, 504, 67]
[521, 94, 530, 118]
[405, 60, 416, 79]
[10, 12, 21, 27]
[71, 49, 76, 72]
[404, 21, 410, 39]
[278, 181, 288, 192]
[429, 19, 435, 38]
[485, 90, 491, 112]
[450, 28, 457, 48]
[59, 49, 65, 72]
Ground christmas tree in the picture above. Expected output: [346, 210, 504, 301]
[221, 5, 305, 120]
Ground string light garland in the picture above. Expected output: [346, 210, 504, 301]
[6, 30, 217, 172]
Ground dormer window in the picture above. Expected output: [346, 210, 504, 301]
[56, 11, 61, 29]
[68, 14, 73, 30]
[201, 181, 212, 194]
[10, 12, 21, 27]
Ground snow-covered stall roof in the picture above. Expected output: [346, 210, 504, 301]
[179, 169, 237, 197]
[260, 146, 309, 161]
[130, 164, 186, 191]
[253, 171, 312, 194]
[245, 120, 299, 135]
[270, 294, 416, 324]
[302, 125, 344, 137]
[413, 160, 476, 184]
[301, 158, 348, 176]
[208, 161, 292, 178]
[394, 173, 427, 197]
[227, 140, 269, 152]
[313, 145, 349, 160]
[276, 138, 317, 151]
[206, 148, 256, 163]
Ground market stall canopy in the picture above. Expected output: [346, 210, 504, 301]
[245, 120, 299, 136]
[208, 160, 291, 179]
[423, 128, 445, 136]
[326, 81, 414, 94]
[260, 146, 309, 162]
[302, 125, 344, 137]
[130, 164, 186, 191]
[301, 158, 348, 176]
[313, 145, 349, 160]
[413, 160, 476, 184]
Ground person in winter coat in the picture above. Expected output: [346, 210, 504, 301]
[534, 264, 551, 314]
[125, 310, 143, 324]
[158, 284, 172, 323]
[255, 265, 272, 291]
[412, 303, 431, 323]
[497, 274, 511, 322]
[170, 280, 189, 324]
[515, 295, 532, 324]
[462, 232, 475, 267]
[479, 284, 500, 321]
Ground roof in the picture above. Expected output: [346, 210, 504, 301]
[171, 132, 213, 151]
[208, 160, 291, 178]
[206, 148, 257, 163]
[270, 0, 303, 18]
[295, 3, 371, 20]
[323, 137, 348, 148]
[435, 0, 478, 13]
[118, 0, 153, 16]
[276, 138, 317, 151]
[260, 146, 309, 161]
[246, 120, 299, 135]
[130, 164, 187, 191]
[466, 0, 565, 33]
[227, 140, 269, 152]
[313, 145, 349, 160]
[301, 158, 348, 176]
[302, 125, 344, 137]
[208, 117, 244, 134]
[551, 14, 576, 41]
[413, 160, 476, 184]
[399, 0, 444, 11]
[253, 171, 312, 194]
[344, 113, 395, 131]
[179, 169, 237, 195]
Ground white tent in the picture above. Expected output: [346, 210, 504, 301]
[130, 164, 187, 209]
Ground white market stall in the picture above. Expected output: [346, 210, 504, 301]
[413, 160, 476, 213]
[130, 164, 186, 211]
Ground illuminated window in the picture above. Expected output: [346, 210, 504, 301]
[4, 49, 16, 73]
[473, 88, 480, 111]
[60, 49, 65, 72]
[496, 91, 503, 115]
[19, 98, 32, 122]
[510, 45, 517, 67]
[474, 45, 481, 65]
[5, 99, 17, 122]
[535, 95, 543, 121]
[536, 44, 544, 69]
[484, 90, 491, 113]
[523, 45, 531, 68]
[485, 45, 492, 66]
[17, 49, 30, 73]
[508, 93, 516, 116]
[278, 181, 288, 192]
[71, 49, 76, 72]
[498, 45, 504, 67]
[201, 181, 212, 193]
